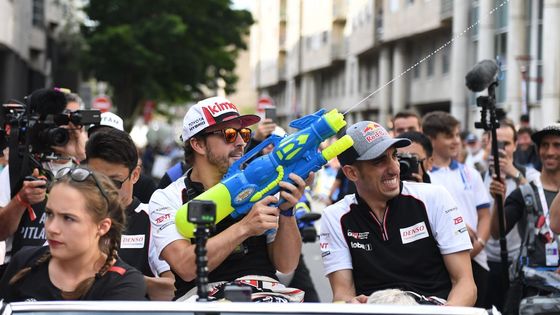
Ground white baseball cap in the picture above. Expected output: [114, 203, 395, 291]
[181, 96, 260, 141]
[88, 112, 124, 136]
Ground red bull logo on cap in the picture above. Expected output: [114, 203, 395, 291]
[361, 122, 387, 143]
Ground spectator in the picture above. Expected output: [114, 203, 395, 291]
[513, 127, 541, 171]
[423, 111, 491, 308]
[320, 121, 475, 306]
[482, 119, 540, 311]
[489, 123, 560, 313]
[88, 112, 157, 204]
[86, 129, 175, 300]
[397, 131, 433, 183]
[392, 111, 422, 137]
[0, 167, 146, 301]
[149, 97, 306, 301]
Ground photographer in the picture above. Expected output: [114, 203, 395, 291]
[0, 89, 90, 275]
[396, 131, 433, 183]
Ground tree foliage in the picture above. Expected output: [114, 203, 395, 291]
[81, 0, 253, 127]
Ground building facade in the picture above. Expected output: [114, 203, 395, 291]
[0, 0, 78, 102]
[250, 0, 560, 130]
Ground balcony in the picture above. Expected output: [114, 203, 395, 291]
[331, 41, 346, 62]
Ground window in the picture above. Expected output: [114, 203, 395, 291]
[442, 48, 450, 74]
[426, 43, 435, 77]
[32, 0, 45, 27]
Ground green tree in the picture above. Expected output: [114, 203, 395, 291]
[82, 0, 253, 128]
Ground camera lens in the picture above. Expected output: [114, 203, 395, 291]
[43, 127, 69, 146]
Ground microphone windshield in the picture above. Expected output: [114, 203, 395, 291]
[465, 59, 499, 92]
[27, 88, 67, 116]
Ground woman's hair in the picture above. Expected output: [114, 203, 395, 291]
[9, 169, 126, 299]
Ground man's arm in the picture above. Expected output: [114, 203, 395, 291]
[0, 170, 47, 241]
[442, 250, 476, 306]
[144, 271, 175, 301]
[327, 269, 358, 302]
[161, 196, 281, 282]
[470, 206, 490, 257]
[267, 173, 306, 273]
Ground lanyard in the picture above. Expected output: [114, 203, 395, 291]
[534, 178, 554, 239]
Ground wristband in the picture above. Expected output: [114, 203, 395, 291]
[16, 194, 37, 221]
[279, 208, 294, 217]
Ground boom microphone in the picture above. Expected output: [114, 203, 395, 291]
[26, 88, 67, 116]
[465, 59, 499, 92]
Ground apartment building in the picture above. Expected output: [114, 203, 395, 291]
[0, 0, 76, 102]
[250, 0, 560, 130]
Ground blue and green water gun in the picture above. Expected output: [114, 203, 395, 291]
[175, 109, 353, 239]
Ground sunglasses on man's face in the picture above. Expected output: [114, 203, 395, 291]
[204, 127, 252, 144]
[111, 171, 132, 189]
[55, 167, 109, 205]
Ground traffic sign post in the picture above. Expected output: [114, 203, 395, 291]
[92, 95, 112, 113]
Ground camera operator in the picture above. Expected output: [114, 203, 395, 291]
[0, 89, 89, 276]
[396, 131, 433, 183]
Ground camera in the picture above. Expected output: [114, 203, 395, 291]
[398, 152, 419, 181]
[187, 200, 216, 225]
[1, 89, 101, 155]
[1, 88, 101, 196]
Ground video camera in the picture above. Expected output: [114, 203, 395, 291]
[0, 88, 101, 195]
[398, 152, 419, 181]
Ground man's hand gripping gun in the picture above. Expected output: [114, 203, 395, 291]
[175, 109, 354, 239]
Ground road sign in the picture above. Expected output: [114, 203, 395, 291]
[92, 95, 112, 113]
[257, 96, 274, 112]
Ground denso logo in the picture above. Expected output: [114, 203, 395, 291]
[155, 213, 171, 224]
[401, 225, 425, 237]
[400, 221, 429, 244]
[350, 242, 372, 251]
[206, 101, 238, 115]
[347, 230, 370, 240]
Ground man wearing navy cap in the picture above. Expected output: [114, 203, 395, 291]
[320, 121, 476, 306]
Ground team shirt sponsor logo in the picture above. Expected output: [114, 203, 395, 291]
[453, 216, 463, 225]
[121, 234, 145, 249]
[400, 221, 429, 244]
[350, 242, 372, 251]
[347, 230, 370, 240]
[455, 227, 468, 235]
[444, 207, 458, 214]
[155, 213, 171, 224]
[321, 251, 331, 257]
[320, 242, 329, 249]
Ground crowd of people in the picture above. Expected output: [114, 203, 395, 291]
[1, 88, 559, 313]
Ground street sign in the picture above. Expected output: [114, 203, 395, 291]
[257, 95, 274, 113]
[92, 95, 112, 113]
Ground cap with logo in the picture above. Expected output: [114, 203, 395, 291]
[88, 112, 124, 136]
[531, 123, 560, 146]
[181, 96, 260, 141]
[338, 121, 411, 166]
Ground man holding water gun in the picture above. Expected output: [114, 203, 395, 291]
[149, 97, 307, 301]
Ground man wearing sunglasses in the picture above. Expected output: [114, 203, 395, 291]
[149, 96, 307, 300]
[320, 121, 476, 306]
[86, 129, 175, 300]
